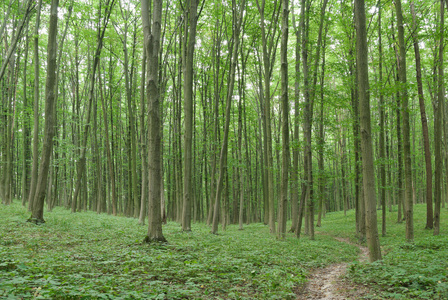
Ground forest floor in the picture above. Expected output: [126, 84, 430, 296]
[1, 202, 447, 299]
[296, 236, 370, 299]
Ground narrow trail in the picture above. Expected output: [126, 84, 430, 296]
[296, 236, 370, 300]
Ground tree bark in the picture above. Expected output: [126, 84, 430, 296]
[28, 0, 43, 211]
[211, 0, 245, 235]
[277, 0, 289, 239]
[378, 0, 386, 237]
[0, 0, 33, 82]
[138, 47, 147, 225]
[394, 0, 413, 242]
[142, 0, 167, 243]
[72, 0, 116, 212]
[355, 0, 382, 262]
[182, 0, 199, 232]
[434, 0, 444, 236]
[410, 1, 433, 230]
[28, 0, 59, 224]
[256, 0, 280, 234]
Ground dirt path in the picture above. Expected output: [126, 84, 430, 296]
[296, 237, 370, 300]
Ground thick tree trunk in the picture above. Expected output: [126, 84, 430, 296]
[142, 0, 167, 243]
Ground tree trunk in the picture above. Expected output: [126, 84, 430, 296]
[378, 0, 387, 236]
[434, 0, 444, 236]
[72, 0, 115, 212]
[256, 0, 280, 234]
[28, 0, 59, 224]
[410, 1, 433, 230]
[211, 0, 245, 235]
[0, 0, 33, 82]
[182, 0, 199, 232]
[142, 0, 167, 243]
[394, 0, 413, 242]
[290, 10, 301, 232]
[277, 0, 289, 239]
[28, 0, 43, 210]
[138, 47, 147, 225]
[355, 0, 382, 262]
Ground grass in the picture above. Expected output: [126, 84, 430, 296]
[0, 202, 446, 299]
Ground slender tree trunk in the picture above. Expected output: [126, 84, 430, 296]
[182, 0, 199, 232]
[0, 0, 33, 82]
[301, 0, 314, 240]
[139, 48, 147, 225]
[256, 0, 280, 234]
[290, 10, 301, 232]
[410, 1, 433, 230]
[211, 0, 245, 235]
[72, 0, 116, 212]
[22, 27, 31, 206]
[378, 1, 386, 237]
[98, 64, 117, 215]
[277, 0, 289, 239]
[28, 0, 43, 210]
[116, 9, 139, 218]
[28, 0, 59, 224]
[237, 65, 245, 230]
[434, 0, 444, 236]
[317, 27, 328, 227]
[355, 0, 382, 262]
[394, 0, 413, 242]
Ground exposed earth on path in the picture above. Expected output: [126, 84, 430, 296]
[295, 236, 372, 299]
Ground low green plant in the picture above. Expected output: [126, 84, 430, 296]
[321, 205, 448, 299]
[1, 202, 358, 299]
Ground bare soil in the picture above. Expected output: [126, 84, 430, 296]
[295, 237, 371, 300]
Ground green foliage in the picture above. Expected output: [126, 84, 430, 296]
[320, 204, 448, 300]
[0, 202, 357, 299]
[2, 203, 446, 299]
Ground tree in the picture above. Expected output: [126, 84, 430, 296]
[0, 0, 33, 82]
[354, 0, 382, 262]
[256, 0, 280, 234]
[433, 0, 444, 236]
[378, 0, 386, 237]
[28, 0, 59, 224]
[28, 0, 43, 211]
[410, 1, 433, 230]
[211, 0, 245, 235]
[277, 0, 289, 239]
[394, 0, 413, 242]
[142, 0, 167, 243]
[71, 0, 116, 213]
[182, 0, 199, 232]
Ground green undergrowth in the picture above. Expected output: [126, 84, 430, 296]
[318, 204, 448, 299]
[0, 202, 358, 299]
